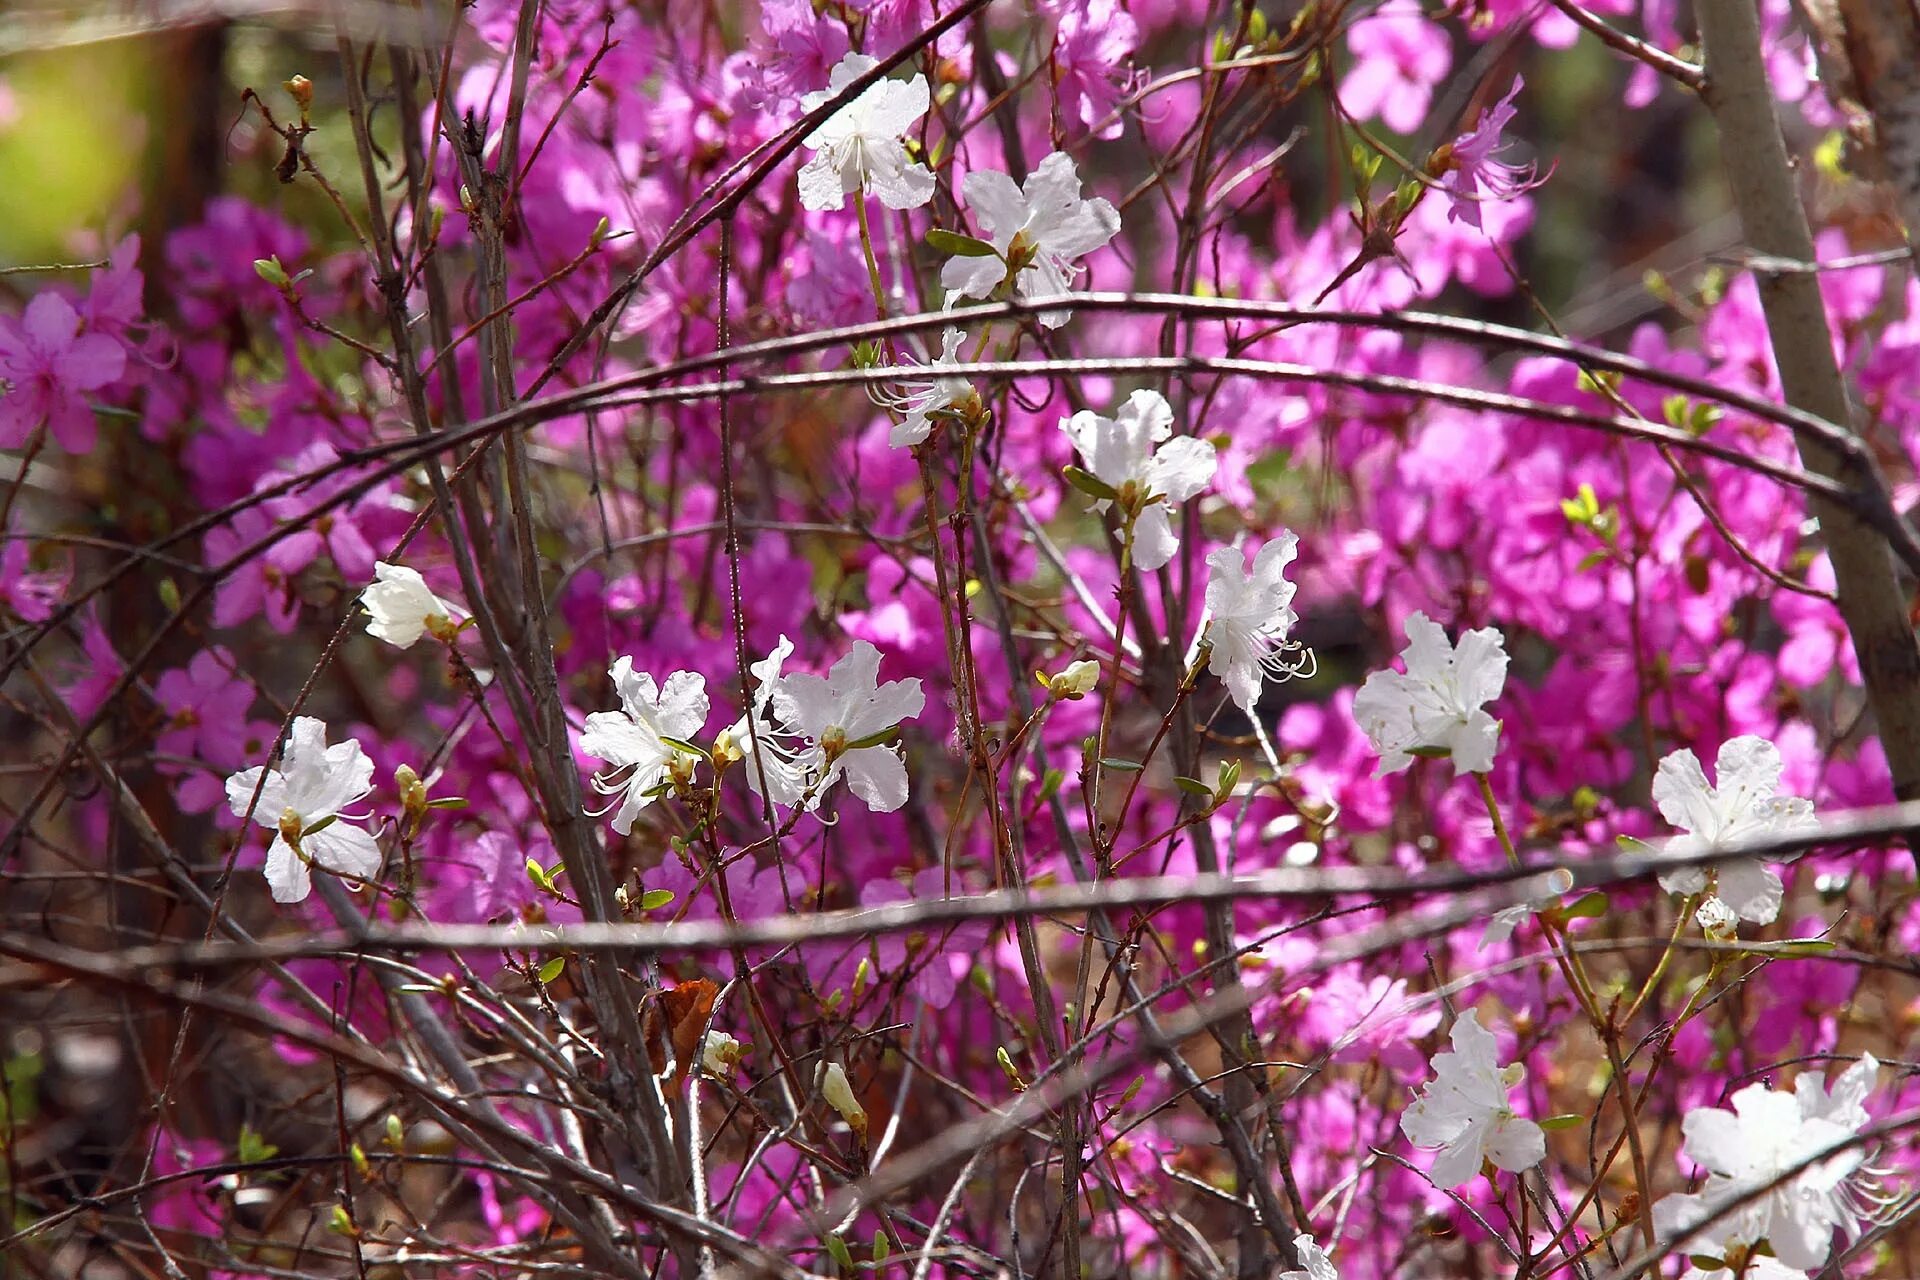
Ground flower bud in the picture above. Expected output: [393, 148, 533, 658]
[1045, 658, 1100, 700]
[820, 1062, 868, 1141]
[283, 75, 314, 116]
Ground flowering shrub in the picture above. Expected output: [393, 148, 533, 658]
[3, 1, 1920, 1278]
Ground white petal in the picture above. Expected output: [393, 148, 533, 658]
[1130, 503, 1178, 571]
[1483, 1115, 1546, 1173]
[1652, 748, 1718, 836]
[305, 820, 383, 881]
[1143, 435, 1218, 504]
[655, 670, 711, 740]
[1713, 858, 1784, 924]
[959, 168, 1029, 241]
[263, 835, 312, 903]
[798, 151, 850, 210]
[941, 252, 1006, 303]
[842, 745, 910, 811]
[1428, 1123, 1487, 1189]
[226, 766, 286, 825]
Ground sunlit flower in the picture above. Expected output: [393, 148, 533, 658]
[0, 292, 126, 453]
[941, 151, 1120, 327]
[580, 661, 708, 834]
[1399, 1009, 1545, 1188]
[878, 327, 977, 447]
[1204, 533, 1310, 715]
[769, 640, 925, 812]
[1653, 735, 1816, 925]
[1061, 389, 1217, 571]
[719, 635, 811, 811]
[1352, 612, 1507, 775]
[360, 561, 458, 648]
[1437, 76, 1547, 230]
[1655, 1055, 1885, 1271]
[700, 1030, 744, 1078]
[225, 716, 380, 904]
[797, 52, 935, 211]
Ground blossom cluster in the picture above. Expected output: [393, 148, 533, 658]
[2, 0, 1916, 1277]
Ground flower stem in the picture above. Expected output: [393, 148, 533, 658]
[855, 197, 889, 325]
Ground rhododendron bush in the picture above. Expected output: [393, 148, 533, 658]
[11, 0, 1920, 1276]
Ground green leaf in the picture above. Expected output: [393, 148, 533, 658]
[1099, 757, 1144, 773]
[926, 228, 999, 258]
[1037, 768, 1066, 803]
[1563, 892, 1609, 920]
[426, 796, 469, 810]
[1539, 1113, 1586, 1131]
[825, 1233, 854, 1269]
[1770, 939, 1838, 957]
[1662, 394, 1691, 431]
[1062, 464, 1119, 502]
[526, 858, 553, 892]
[1407, 744, 1452, 759]
[872, 1232, 891, 1264]
[1174, 775, 1214, 798]
[236, 1122, 279, 1166]
[252, 256, 290, 288]
[537, 955, 566, 985]
[659, 735, 709, 759]
[1689, 1257, 1728, 1273]
[639, 888, 676, 911]
[1217, 760, 1242, 798]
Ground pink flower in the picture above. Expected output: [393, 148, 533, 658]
[0, 293, 127, 452]
[860, 868, 991, 1009]
[154, 649, 257, 813]
[0, 528, 67, 622]
[1341, 0, 1452, 134]
[1050, 0, 1140, 139]
[1439, 77, 1546, 230]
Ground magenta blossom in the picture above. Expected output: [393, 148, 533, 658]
[1440, 77, 1547, 230]
[0, 293, 127, 453]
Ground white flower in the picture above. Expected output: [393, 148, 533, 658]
[579, 660, 708, 835]
[361, 561, 458, 648]
[880, 327, 975, 448]
[225, 717, 380, 904]
[769, 640, 925, 812]
[940, 151, 1120, 327]
[1352, 612, 1507, 776]
[1204, 533, 1308, 715]
[1655, 1055, 1882, 1271]
[1061, 389, 1217, 571]
[797, 52, 935, 212]
[1653, 736, 1816, 925]
[720, 635, 811, 810]
[700, 1030, 743, 1078]
[1279, 1234, 1339, 1280]
[1399, 1009, 1546, 1189]
[1478, 867, 1574, 951]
